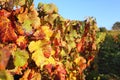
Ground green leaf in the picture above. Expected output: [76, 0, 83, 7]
[22, 19, 32, 33]
[44, 14, 59, 26]
[44, 3, 58, 14]
[0, 70, 13, 80]
[28, 8, 41, 29]
[14, 0, 25, 6]
[69, 41, 76, 49]
[72, 30, 78, 38]
[60, 49, 66, 57]
[12, 48, 29, 67]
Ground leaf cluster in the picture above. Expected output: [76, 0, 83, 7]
[0, 1, 99, 80]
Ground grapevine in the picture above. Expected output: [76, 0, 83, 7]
[0, 0, 99, 80]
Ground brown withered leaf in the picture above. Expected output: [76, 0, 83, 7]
[0, 44, 17, 70]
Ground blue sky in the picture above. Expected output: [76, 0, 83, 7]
[34, 0, 120, 30]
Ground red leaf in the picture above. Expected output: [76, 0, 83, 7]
[0, 9, 11, 17]
[55, 47, 60, 58]
[43, 51, 50, 58]
[77, 42, 83, 52]
[0, 16, 17, 43]
[44, 64, 53, 75]
[55, 64, 66, 80]
[53, 38, 61, 46]
[87, 56, 94, 66]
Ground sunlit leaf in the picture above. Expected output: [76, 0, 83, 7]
[12, 48, 29, 67]
[74, 57, 86, 65]
[17, 9, 28, 23]
[28, 40, 55, 68]
[44, 13, 58, 26]
[14, 0, 25, 6]
[33, 29, 45, 40]
[28, 7, 41, 29]
[0, 16, 17, 43]
[40, 3, 58, 14]
[22, 19, 32, 33]
[32, 49, 45, 67]
[46, 56, 56, 65]
[15, 22, 25, 35]
[76, 42, 83, 52]
[60, 49, 66, 57]
[41, 26, 53, 40]
[28, 40, 42, 53]
[16, 36, 27, 49]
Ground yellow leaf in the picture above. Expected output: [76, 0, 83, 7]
[41, 26, 53, 40]
[28, 40, 55, 69]
[51, 49, 55, 55]
[46, 56, 56, 65]
[28, 8, 41, 29]
[28, 40, 41, 53]
[17, 12, 28, 23]
[74, 56, 86, 65]
[32, 49, 46, 67]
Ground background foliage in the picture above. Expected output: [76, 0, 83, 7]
[86, 31, 120, 80]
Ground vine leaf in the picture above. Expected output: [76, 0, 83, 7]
[22, 19, 32, 33]
[28, 40, 47, 67]
[17, 6, 41, 33]
[38, 3, 58, 14]
[41, 26, 53, 40]
[55, 63, 66, 80]
[16, 36, 28, 49]
[76, 42, 83, 52]
[12, 48, 29, 67]
[20, 69, 41, 80]
[14, 0, 26, 7]
[17, 8, 33, 33]
[28, 40, 55, 68]
[44, 14, 58, 26]
[0, 44, 16, 70]
[28, 6, 41, 29]
[74, 56, 87, 74]
[0, 46, 11, 70]
[0, 16, 17, 43]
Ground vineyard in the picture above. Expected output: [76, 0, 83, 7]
[85, 31, 120, 80]
[0, 0, 120, 80]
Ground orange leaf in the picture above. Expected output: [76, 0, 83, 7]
[0, 16, 17, 43]
[0, 9, 11, 17]
[92, 43, 96, 50]
[16, 36, 27, 49]
[76, 42, 83, 52]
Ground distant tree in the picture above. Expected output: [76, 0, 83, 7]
[112, 22, 120, 30]
[99, 27, 107, 32]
